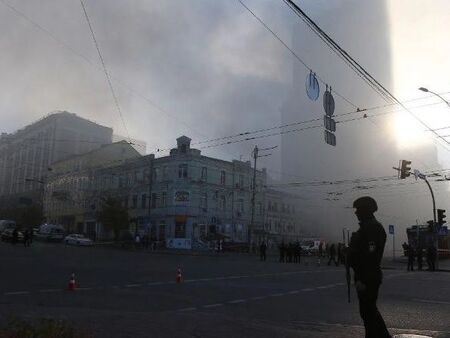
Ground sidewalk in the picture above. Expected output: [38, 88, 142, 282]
[382, 256, 450, 272]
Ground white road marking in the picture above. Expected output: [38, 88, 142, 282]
[203, 303, 223, 308]
[77, 287, 92, 291]
[270, 293, 285, 297]
[251, 296, 267, 300]
[4, 291, 29, 295]
[178, 307, 197, 312]
[228, 299, 246, 304]
[39, 289, 60, 293]
[412, 298, 450, 306]
[301, 288, 314, 292]
[288, 290, 300, 294]
[125, 284, 141, 288]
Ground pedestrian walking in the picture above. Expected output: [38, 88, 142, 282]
[134, 233, 141, 249]
[260, 241, 267, 261]
[279, 242, 286, 263]
[426, 244, 436, 271]
[337, 243, 343, 266]
[407, 244, 415, 272]
[327, 243, 338, 266]
[319, 242, 324, 258]
[23, 229, 29, 247]
[12, 228, 18, 245]
[416, 245, 423, 271]
[349, 196, 391, 338]
[29, 227, 34, 245]
[325, 243, 330, 259]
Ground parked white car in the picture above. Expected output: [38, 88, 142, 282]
[64, 234, 93, 246]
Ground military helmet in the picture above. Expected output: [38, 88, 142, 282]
[353, 196, 378, 213]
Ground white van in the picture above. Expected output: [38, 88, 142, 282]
[0, 220, 16, 232]
[35, 224, 65, 242]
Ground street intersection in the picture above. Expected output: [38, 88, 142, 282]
[0, 242, 449, 337]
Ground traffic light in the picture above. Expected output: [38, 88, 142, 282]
[400, 160, 412, 179]
[437, 209, 446, 225]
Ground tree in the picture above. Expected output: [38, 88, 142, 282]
[97, 197, 129, 241]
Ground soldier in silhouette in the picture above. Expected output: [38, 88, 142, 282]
[349, 196, 391, 338]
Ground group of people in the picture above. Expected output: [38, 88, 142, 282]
[10, 228, 33, 246]
[277, 241, 303, 263]
[324, 242, 345, 266]
[403, 242, 437, 272]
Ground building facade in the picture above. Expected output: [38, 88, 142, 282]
[44, 136, 300, 247]
[0, 111, 112, 212]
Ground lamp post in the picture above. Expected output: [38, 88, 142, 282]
[419, 87, 450, 108]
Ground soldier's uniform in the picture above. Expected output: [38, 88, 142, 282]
[349, 197, 391, 338]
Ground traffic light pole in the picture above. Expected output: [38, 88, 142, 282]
[423, 177, 439, 270]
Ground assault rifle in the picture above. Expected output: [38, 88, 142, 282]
[343, 229, 351, 303]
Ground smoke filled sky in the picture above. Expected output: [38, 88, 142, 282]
[2, 0, 450, 240]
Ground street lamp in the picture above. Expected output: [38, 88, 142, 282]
[419, 87, 450, 108]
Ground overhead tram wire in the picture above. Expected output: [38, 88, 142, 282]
[152, 97, 450, 155]
[0, 0, 211, 142]
[79, 0, 130, 142]
[236, 0, 358, 109]
[282, 0, 395, 104]
[282, 0, 450, 151]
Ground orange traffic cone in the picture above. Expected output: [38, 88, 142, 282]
[68, 273, 76, 291]
[176, 268, 183, 283]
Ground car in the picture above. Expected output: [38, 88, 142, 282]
[64, 234, 93, 246]
[1, 228, 24, 242]
[0, 220, 16, 233]
[35, 224, 65, 242]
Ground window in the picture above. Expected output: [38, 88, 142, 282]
[220, 170, 226, 185]
[143, 168, 150, 183]
[201, 167, 207, 181]
[239, 174, 244, 188]
[220, 196, 226, 211]
[200, 193, 208, 210]
[152, 167, 159, 181]
[258, 202, 262, 215]
[141, 194, 147, 209]
[161, 192, 167, 207]
[178, 164, 188, 178]
[151, 193, 158, 208]
[163, 166, 169, 179]
[237, 198, 244, 213]
[132, 195, 137, 209]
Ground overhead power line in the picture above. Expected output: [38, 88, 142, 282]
[282, 0, 450, 151]
[236, 0, 358, 109]
[79, 0, 130, 142]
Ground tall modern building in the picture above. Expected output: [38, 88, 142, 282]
[0, 111, 112, 209]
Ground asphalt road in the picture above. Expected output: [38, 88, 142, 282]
[0, 241, 449, 338]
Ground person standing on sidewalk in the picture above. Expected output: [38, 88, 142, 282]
[327, 243, 338, 266]
[349, 196, 391, 338]
[407, 244, 415, 272]
[416, 245, 423, 271]
[259, 241, 267, 261]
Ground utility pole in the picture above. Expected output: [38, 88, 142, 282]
[249, 145, 277, 250]
[249, 145, 258, 250]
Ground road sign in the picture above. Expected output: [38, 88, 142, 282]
[323, 89, 335, 116]
[305, 72, 320, 101]
[439, 226, 448, 236]
[323, 115, 336, 132]
[389, 224, 395, 235]
[324, 130, 336, 146]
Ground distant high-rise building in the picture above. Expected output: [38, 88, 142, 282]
[0, 111, 112, 202]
